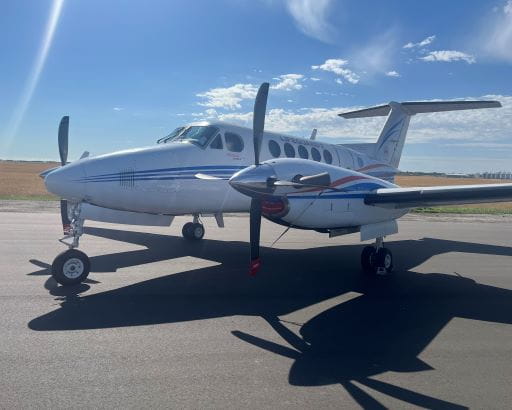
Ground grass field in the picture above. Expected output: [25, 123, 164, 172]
[0, 161, 59, 200]
[1, 161, 511, 213]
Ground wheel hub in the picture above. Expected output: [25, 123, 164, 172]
[384, 253, 392, 268]
[62, 258, 84, 279]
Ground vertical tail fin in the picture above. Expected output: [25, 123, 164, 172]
[374, 102, 411, 168]
[339, 100, 501, 168]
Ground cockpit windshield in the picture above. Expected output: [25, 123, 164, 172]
[172, 126, 218, 147]
[157, 127, 185, 144]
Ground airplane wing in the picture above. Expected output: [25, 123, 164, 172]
[364, 183, 512, 209]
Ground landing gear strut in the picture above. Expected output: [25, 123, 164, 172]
[361, 236, 393, 275]
[182, 214, 205, 240]
[51, 203, 91, 286]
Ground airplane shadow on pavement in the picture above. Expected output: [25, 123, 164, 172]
[28, 226, 512, 409]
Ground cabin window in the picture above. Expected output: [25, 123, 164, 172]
[225, 132, 244, 152]
[268, 140, 281, 157]
[311, 147, 321, 162]
[298, 145, 309, 159]
[209, 134, 223, 149]
[284, 142, 296, 158]
[323, 149, 333, 164]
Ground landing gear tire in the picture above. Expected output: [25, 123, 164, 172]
[182, 222, 205, 240]
[361, 245, 376, 273]
[374, 248, 393, 275]
[52, 249, 90, 286]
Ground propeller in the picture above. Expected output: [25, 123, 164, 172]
[58, 116, 69, 166]
[248, 82, 269, 275]
[58, 116, 71, 235]
[253, 83, 269, 166]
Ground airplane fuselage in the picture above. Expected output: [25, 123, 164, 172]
[45, 121, 404, 229]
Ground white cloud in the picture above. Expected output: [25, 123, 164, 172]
[192, 95, 512, 147]
[403, 35, 436, 49]
[478, 0, 512, 62]
[312, 59, 360, 84]
[196, 83, 258, 110]
[385, 70, 400, 77]
[284, 0, 336, 43]
[334, 78, 343, 85]
[350, 30, 398, 76]
[271, 73, 304, 90]
[310, 77, 321, 81]
[113, 107, 124, 111]
[420, 50, 476, 64]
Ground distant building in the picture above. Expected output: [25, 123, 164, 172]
[479, 171, 512, 180]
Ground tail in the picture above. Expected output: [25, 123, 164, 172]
[339, 100, 501, 168]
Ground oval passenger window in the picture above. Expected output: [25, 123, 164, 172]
[298, 145, 309, 159]
[311, 147, 321, 161]
[225, 132, 244, 152]
[323, 150, 333, 164]
[268, 140, 281, 157]
[284, 143, 295, 158]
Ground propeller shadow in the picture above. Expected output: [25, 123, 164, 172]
[232, 268, 512, 409]
[28, 227, 512, 407]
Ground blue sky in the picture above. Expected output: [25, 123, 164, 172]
[1, 0, 511, 172]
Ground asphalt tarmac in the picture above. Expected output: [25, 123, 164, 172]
[1, 211, 511, 409]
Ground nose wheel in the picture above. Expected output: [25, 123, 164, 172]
[361, 237, 393, 275]
[52, 248, 90, 286]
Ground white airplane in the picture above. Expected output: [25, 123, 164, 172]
[42, 83, 512, 285]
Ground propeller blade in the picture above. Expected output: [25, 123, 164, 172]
[60, 200, 71, 235]
[58, 116, 69, 166]
[249, 197, 262, 275]
[195, 173, 223, 180]
[253, 83, 269, 166]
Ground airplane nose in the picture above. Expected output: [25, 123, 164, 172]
[44, 162, 87, 201]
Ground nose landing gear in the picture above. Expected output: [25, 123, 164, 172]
[182, 214, 205, 240]
[361, 236, 393, 275]
[51, 203, 91, 286]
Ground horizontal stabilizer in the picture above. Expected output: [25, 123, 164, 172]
[339, 100, 501, 118]
[365, 183, 512, 209]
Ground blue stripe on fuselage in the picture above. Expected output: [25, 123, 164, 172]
[76, 165, 245, 182]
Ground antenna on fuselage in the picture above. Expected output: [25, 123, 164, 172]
[310, 128, 317, 140]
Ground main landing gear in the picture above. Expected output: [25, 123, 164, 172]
[182, 214, 205, 241]
[361, 237, 393, 275]
[51, 203, 91, 286]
